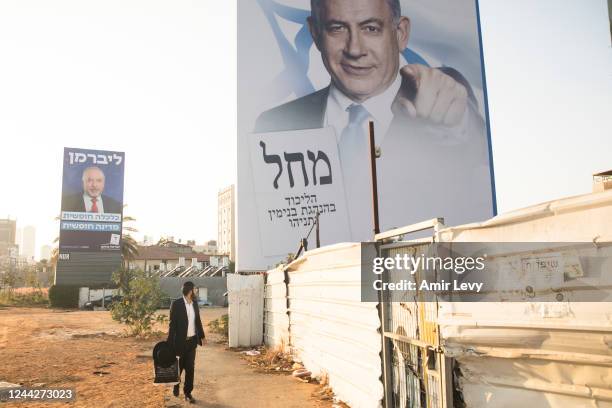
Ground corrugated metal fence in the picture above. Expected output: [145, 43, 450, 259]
[264, 267, 289, 348]
[377, 191, 612, 408]
[256, 190, 612, 407]
[434, 191, 612, 408]
[378, 220, 452, 408]
[264, 243, 383, 408]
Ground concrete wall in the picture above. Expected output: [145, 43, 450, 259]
[159, 276, 227, 307]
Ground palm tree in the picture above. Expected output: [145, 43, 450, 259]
[49, 215, 61, 269]
[49, 239, 60, 268]
[121, 235, 139, 269]
[121, 206, 139, 270]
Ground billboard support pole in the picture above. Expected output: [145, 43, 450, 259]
[315, 211, 320, 248]
[369, 121, 380, 235]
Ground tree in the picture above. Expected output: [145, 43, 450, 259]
[0, 269, 18, 299]
[121, 234, 139, 269]
[121, 207, 139, 269]
[24, 266, 39, 288]
[50, 215, 61, 268]
[156, 237, 172, 246]
[110, 268, 166, 337]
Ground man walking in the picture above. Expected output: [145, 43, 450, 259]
[167, 281, 206, 404]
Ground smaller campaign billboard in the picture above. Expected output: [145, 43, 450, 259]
[59, 147, 125, 252]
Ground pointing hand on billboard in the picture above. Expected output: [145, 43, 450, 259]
[392, 64, 468, 127]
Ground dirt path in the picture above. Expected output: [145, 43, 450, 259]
[165, 334, 322, 408]
[0, 307, 329, 408]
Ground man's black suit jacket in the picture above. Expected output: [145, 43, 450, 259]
[167, 297, 205, 356]
[62, 193, 123, 214]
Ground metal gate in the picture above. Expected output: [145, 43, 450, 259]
[377, 219, 453, 408]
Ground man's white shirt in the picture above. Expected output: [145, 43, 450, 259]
[83, 194, 105, 213]
[325, 73, 401, 147]
[183, 296, 196, 338]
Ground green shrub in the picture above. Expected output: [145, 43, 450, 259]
[48, 285, 80, 308]
[0, 288, 48, 307]
[110, 268, 167, 337]
[208, 314, 228, 337]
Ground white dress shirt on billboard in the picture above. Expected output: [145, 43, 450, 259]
[82, 194, 105, 213]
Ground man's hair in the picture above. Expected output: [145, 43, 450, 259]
[182, 281, 195, 296]
[82, 166, 105, 182]
[310, 0, 402, 28]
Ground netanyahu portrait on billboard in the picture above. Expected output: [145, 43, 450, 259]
[238, 0, 496, 270]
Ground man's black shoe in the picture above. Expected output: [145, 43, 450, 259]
[173, 384, 179, 397]
[185, 394, 196, 404]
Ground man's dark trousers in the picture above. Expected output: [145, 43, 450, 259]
[179, 336, 198, 395]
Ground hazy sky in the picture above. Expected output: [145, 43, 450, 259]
[0, 0, 610, 258]
[0, 0, 237, 256]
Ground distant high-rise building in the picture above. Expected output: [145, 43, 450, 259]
[218, 185, 235, 261]
[40, 245, 52, 261]
[0, 219, 16, 244]
[0, 219, 18, 262]
[192, 240, 218, 255]
[15, 228, 22, 249]
[21, 225, 36, 261]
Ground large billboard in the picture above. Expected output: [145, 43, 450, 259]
[238, 0, 496, 270]
[609, 0, 612, 44]
[56, 147, 124, 285]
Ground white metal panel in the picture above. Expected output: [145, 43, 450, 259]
[228, 274, 264, 347]
[284, 243, 383, 408]
[264, 267, 289, 348]
[197, 287, 208, 303]
[435, 191, 612, 407]
[78, 287, 89, 308]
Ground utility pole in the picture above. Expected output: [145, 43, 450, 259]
[315, 211, 320, 248]
[369, 121, 380, 235]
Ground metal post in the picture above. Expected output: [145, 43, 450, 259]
[315, 212, 321, 248]
[378, 244, 394, 407]
[369, 121, 380, 235]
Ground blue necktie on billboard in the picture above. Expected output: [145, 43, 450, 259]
[256, 0, 430, 102]
[339, 104, 373, 241]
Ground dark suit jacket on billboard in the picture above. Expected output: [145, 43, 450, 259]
[255, 67, 477, 133]
[252, 67, 494, 234]
[62, 193, 123, 214]
[167, 297, 205, 356]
